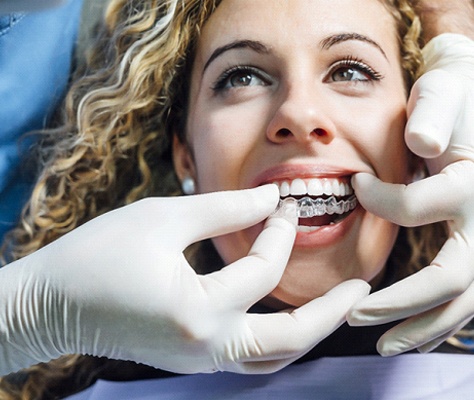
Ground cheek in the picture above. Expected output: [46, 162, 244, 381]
[189, 104, 266, 193]
[354, 102, 409, 182]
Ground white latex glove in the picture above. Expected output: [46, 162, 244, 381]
[347, 34, 474, 356]
[0, 185, 369, 376]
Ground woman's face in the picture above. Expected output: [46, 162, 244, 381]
[174, 0, 409, 307]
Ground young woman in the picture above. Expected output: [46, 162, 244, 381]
[0, 0, 468, 398]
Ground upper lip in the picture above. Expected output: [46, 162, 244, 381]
[251, 163, 357, 187]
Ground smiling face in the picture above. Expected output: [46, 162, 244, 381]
[173, 0, 410, 307]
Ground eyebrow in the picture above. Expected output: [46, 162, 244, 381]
[203, 32, 387, 73]
[203, 39, 270, 72]
[320, 32, 388, 60]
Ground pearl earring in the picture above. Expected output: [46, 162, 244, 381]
[181, 176, 196, 195]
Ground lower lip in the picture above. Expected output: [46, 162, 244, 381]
[294, 205, 362, 248]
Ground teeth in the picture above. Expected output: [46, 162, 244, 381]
[290, 178, 307, 196]
[323, 180, 333, 196]
[281, 181, 290, 197]
[344, 182, 351, 195]
[273, 177, 358, 222]
[276, 178, 353, 198]
[297, 225, 323, 233]
[307, 179, 324, 196]
[332, 180, 341, 196]
[281, 195, 358, 218]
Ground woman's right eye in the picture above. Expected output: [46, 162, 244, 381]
[212, 66, 270, 91]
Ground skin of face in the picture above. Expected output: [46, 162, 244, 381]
[173, 0, 410, 307]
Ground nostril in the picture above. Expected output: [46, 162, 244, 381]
[272, 127, 331, 142]
[276, 128, 292, 138]
[314, 128, 327, 137]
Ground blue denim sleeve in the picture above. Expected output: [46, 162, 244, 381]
[0, 0, 83, 242]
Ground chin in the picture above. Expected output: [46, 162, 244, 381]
[265, 238, 393, 308]
[213, 207, 398, 309]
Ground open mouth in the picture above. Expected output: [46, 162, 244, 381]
[275, 177, 358, 232]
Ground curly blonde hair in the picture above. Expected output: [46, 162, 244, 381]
[0, 0, 446, 398]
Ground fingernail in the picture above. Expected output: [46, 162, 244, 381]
[272, 198, 298, 226]
[351, 172, 375, 189]
[377, 340, 403, 357]
[347, 309, 367, 326]
[406, 132, 444, 158]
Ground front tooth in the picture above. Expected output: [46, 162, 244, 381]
[323, 179, 333, 195]
[290, 178, 307, 196]
[279, 181, 290, 197]
[332, 180, 341, 196]
[307, 179, 324, 196]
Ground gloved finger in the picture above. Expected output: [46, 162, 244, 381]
[417, 319, 469, 354]
[351, 167, 468, 226]
[348, 235, 474, 327]
[169, 185, 280, 249]
[203, 201, 297, 309]
[224, 281, 370, 374]
[375, 295, 473, 357]
[236, 357, 300, 374]
[405, 70, 462, 159]
[241, 280, 370, 363]
[379, 319, 467, 357]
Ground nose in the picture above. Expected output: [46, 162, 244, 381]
[266, 84, 335, 145]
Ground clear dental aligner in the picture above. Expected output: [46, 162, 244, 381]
[279, 195, 358, 218]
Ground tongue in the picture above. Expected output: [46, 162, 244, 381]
[299, 215, 335, 227]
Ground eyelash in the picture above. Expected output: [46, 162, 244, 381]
[211, 56, 383, 92]
[212, 65, 269, 92]
[331, 56, 384, 82]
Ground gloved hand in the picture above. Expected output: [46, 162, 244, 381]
[347, 33, 474, 356]
[0, 185, 369, 376]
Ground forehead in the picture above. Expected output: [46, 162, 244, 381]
[196, 0, 398, 62]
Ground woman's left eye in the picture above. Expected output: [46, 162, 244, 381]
[329, 58, 383, 83]
[332, 67, 370, 82]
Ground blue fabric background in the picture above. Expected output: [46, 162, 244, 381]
[0, 0, 83, 241]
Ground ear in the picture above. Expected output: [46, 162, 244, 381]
[172, 134, 196, 182]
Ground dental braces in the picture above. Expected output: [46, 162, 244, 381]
[279, 195, 358, 218]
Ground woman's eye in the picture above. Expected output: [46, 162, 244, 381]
[229, 71, 262, 87]
[329, 58, 383, 84]
[213, 67, 269, 91]
[331, 67, 370, 82]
